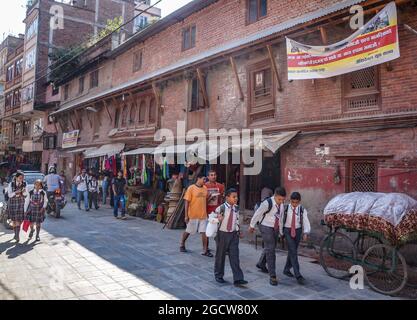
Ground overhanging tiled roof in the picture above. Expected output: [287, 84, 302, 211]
[51, 0, 367, 116]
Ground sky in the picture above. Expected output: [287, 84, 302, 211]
[0, 0, 194, 41]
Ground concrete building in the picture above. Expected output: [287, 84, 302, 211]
[133, 0, 161, 32]
[51, 0, 417, 240]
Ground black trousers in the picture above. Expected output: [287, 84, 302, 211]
[257, 224, 280, 277]
[89, 192, 99, 209]
[214, 231, 244, 282]
[283, 227, 303, 278]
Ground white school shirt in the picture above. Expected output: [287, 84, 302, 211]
[7, 182, 29, 199]
[76, 174, 89, 192]
[24, 189, 48, 212]
[250, 196, 283, 229]
[279, 205, 311, 235]
[216, 202, 239, 232]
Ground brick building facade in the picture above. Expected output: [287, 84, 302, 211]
[51, 0, 417, 239]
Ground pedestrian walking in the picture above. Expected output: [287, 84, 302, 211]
[102, 172, 110, 205]
[205, 169, 225, 254]
[280, 192, 311, 285]
[249, 187, 286, 286]
[75, 169, 90, 211]
[112, 170, 127, 219]
[214, 188, 248, 287]
[180, 173, 212, 257]
[24, 180, 48, 242]
[88, 175, 99, 210]
[6, 171, 28, 243]
[71, 171, 79, 203]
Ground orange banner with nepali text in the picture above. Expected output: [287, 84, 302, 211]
[286, 2, 400, 80]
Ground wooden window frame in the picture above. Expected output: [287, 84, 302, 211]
[345, 158, 378, 193]
[78, 76, 85, 95]
[64, 84, 69, 100]
[90, 69, 99, 89]
[247, 59, 276, 125]
[246, 0, 268, 25]
[182, 25, 196, 51]
[189, 76, 207, 112]
[342, 66, 381, 113]
[133, 50, 143, 72]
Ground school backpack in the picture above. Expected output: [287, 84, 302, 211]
[282, 204, 304, 231]
[255, 197, 274, 225]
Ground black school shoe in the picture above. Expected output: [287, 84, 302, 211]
[283, 270, 294, 278]
[215, 277, 226, 284]
[270, 276, 278, 286]
[234, 280, 248, 287]
[256, 263, 269, 274]
[296, 276, 306, 285]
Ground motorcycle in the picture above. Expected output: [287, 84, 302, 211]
[0, 201, 13, 229]
[46, 188, 67, 218]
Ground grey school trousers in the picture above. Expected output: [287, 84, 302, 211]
[283, 227, 303, 278]
[214, 231, 244, 282]
[257, 224, 280, 277]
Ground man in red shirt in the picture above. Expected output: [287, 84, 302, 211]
[205, 170, 225, 254]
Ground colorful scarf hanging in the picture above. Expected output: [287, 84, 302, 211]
[141, 154, 148, 185]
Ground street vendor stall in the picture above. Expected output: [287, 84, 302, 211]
[320, 192, 417, 295]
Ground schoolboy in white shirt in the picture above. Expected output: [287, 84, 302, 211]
[279, 191, 311, 285]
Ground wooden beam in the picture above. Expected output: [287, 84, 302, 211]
[151, 82, 161, 107]
[74, 109, 82, 129]
[229, 56, 244, 101]
[85, 108, 93, 129]
[320, 26, 328, 45]
[266, 45, 282, 92]
[103, 100, 113, 122]
[53, 121, 59, 134]
[196, 68, 209, 108]
[95, 103, 102, 126]
[68, 113, 77, 130]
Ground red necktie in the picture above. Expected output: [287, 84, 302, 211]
[291, 207, 297, 238]
[226, 206, 234, 232]
[274, 205, 280, 232]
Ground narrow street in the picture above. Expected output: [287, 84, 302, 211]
[0, 197, 392, 300]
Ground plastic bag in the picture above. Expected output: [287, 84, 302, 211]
[206, 212, 219, 238]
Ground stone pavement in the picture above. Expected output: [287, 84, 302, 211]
[0, 199, 395, 300]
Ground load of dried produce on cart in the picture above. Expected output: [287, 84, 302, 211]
[323, 192, 417, 245]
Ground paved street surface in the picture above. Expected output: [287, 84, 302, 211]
[0, 199, 393, 300]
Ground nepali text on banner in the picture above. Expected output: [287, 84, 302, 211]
[286, 2, 400, 80]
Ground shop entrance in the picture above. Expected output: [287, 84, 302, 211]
[245, 151, 281, 210]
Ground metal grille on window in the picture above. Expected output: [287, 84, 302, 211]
[350, 161, 377, 192]
[344, 66, 380, 111]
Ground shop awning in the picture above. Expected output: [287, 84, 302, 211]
[231, 131, 299, 152]
[123, 147, 156, 156]
[84, 143, 125, 159]
[66, 147, 96, 154]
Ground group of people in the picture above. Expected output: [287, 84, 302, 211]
[179, 170, 311, 288]
[4, 166, 65, 243]
[72, 169, 128, 219]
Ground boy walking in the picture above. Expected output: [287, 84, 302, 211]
[249, 187, 286, 286]
[214, 188, 247, 287]
[280, 192, 311, 285]
[180, 173, 212, 256]
[88, 175, 100, 210]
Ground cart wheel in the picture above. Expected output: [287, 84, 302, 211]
[362, 244, 408, 295]
[320, 231, 357, 279]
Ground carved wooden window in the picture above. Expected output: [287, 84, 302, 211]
[90, 69, 99, 88]
[120, 105, 128, 127]
[347, 159, 377, 192]
[343, 66, 380, 112]
[247, 60, 275, 124]
[79, 76, 85, 95]
[138, 100, 146, 125]
[149, 98, 156, 124]
[129, 103, 136, 125]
